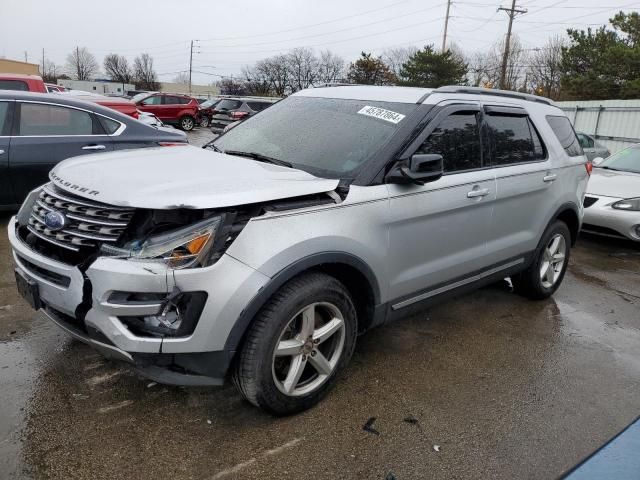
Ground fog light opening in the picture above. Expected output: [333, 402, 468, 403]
[144, 302, 184, 334]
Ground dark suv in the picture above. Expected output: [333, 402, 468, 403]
[133, 92, 200, 131]
[210, 97, 278, 134]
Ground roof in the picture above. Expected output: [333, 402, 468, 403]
[293, 84, 555, 107]
[294, 85, 432, 104]
[0, 90, 134, 120]
[0, 73, 44, 80]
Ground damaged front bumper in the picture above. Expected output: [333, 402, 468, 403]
[8, 216, 270, 385]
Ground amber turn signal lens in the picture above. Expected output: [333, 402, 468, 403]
[185, 234, 211, 255]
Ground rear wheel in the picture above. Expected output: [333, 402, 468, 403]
[233, 272, 357, 415]
[179, 115, 195, 131]
[512, 220, 571, 300]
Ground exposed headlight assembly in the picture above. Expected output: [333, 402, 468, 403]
[612, 198, 640, 211]
[119, 216, 223, 269]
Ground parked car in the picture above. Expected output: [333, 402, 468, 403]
[197, 98, 221, 128]
[8, 86, 588, 415]
[62, 91, 139, 118]
[45, 83, 66, 93]
[0, 74, 47, 93]
[577, 132, 610, 161]
[0, 91, 187, 209]
[582, 145, 640, 241]
[133, 92, 200, 131]
[137, 111, 188, 139]
[210, 97, 278, 133]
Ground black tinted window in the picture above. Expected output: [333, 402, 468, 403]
[0, 80, 29, 91]
[546, 115, 583, 157]
[417, 113, 482, 172]
[577, 133, 594, 148]
[247, 101, 272, 112]
[487, 114, 545, 165]
[216, 99, 242, 111]
[19, 103, 93, 136]
[0, 102, 9, 134]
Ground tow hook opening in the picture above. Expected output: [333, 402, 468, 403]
[114, 289, 208, 338]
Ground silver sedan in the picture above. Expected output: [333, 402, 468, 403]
[582, 145, 640, 241]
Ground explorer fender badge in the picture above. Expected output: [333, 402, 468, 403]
[49, 173, 100, 196]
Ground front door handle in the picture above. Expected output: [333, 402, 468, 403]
[82, 144, 106, 151]
[467, 187, 490, 198]
[543, 173, 557, 183]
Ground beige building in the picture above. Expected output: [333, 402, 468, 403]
[160, 82, 220, 98]
[0, 58, 40, 75]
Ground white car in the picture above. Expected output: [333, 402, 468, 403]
[582, 146, 640, 241]
[137, 112, 188, 140]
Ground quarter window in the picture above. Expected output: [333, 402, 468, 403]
[577, 133, 594, 148]
[18, 103, 94, 136]
[486, 114, 545, 165]
[100, 117, 121, 134]
[416, 112, 482, 172]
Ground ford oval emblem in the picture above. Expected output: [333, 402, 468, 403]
[44, 210, 67, 231]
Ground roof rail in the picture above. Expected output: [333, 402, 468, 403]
[433, 86, 554, 106]
[313, 82, 358, 88]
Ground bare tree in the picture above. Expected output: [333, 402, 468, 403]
[467, 35, 527, 90]
[527, 35, 565, 99]
[242, 64, 273, 96]
[133, 53, 160, 90]
[467, 51, 494, 87]
[383, 46, 418, 78]
[103, 54, 133, 83]
[41, 59, 61, 83]
[65, 47, 99, 80]
[287, 47, 319, 92]
[217, 77, 246, 96]
[173, 72, 190, 85]
[317, 50, 345, 84]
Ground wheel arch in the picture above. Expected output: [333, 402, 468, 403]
[551, 202, 580, 246]
[224, 252, 381, 355]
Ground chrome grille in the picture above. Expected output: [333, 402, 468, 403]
[28, 184, 135, 252]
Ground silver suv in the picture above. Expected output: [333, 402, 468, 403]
[9, 86, 589, 414]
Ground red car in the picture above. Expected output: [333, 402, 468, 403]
[132, 92, 200, 131]
[0, 73, 47, 93]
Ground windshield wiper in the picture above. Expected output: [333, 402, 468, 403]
[203, 141, 222, 152]
[224, 150, 293, 168]
[598, 166, 621, 171]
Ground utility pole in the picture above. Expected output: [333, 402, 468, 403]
[42, 48, 45, 77]
[498, 0, 527, 90]
[189, 40, 194, 94]
[24, 51, 28, 62]
[442, 0, 452, 52]
[76, 46, 81, 80]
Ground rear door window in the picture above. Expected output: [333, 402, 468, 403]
[0, 80, 29, 91]
[546, 115, 583, 157]
[18, 103, 94, 136]
[486, 114, 545, 165]
[216, 99, 242, 111]
[416, 112, 482, 173]
[0, 102, 10, 134]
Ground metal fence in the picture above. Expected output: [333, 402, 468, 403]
[556, 99, 640, 154]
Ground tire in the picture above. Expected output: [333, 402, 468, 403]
[512, 220, 571, 300]
[233, 272, 357, 415]
[179, 115, 195, 131]
[199, 116, 210, 128]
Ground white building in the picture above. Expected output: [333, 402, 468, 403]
[57, 79, 136, 95]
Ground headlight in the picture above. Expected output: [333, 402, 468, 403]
[612, 198, 640, 211]
[129, 216, 222, 269]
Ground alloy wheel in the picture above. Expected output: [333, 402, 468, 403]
[539, 233, 567, 289]
[272, 302, 345, 397]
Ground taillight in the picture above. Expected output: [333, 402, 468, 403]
[585, 161, 593, 176]
[158, 142, 187, 147]
[230, 111, 249, 120]
[131, 110, 139, 119]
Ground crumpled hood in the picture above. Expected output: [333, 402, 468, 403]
[50, 146, 339, 209]
[587, 168, 640, 199]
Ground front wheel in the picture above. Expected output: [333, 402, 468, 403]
[179, 115, 195, 131]
[233, 272, 357, 415]
[512, 220, 571, 300]
[199, 116, 210, 128]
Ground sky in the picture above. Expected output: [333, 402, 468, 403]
[1, 0, 638, 85]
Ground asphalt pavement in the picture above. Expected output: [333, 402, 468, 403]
[0, 129, 639, 479]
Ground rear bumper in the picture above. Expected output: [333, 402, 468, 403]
[582, 195, 640, 241]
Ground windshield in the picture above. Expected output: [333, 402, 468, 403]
[200, 99, 218, 109]
[214, 96, 418, 178]
[598, 146, 640, 173]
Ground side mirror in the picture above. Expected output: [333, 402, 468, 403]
[386, 154, 444, 185]
[592, 157, 604, 166]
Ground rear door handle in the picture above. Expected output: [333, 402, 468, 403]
[82, 144, 106, 151]
[467, 188, 490, 198]
[543, 173, 557, 183]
